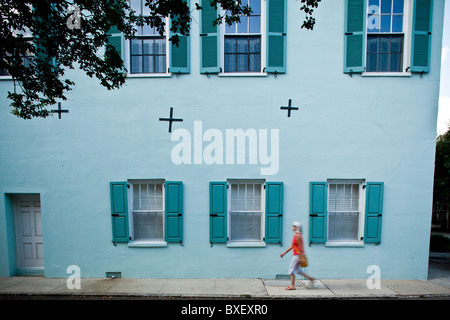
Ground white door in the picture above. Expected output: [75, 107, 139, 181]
[14, 195, 44, 270]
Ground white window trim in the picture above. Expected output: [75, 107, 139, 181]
[0, 35, 34, 80]
[226, 179, 266, 247]
[219, 0, 267, 76]
[325, 179, 366, 247]
[124, 16, 171, 77]
[127, 179, 167, 247]
[362, 0, 413, 75]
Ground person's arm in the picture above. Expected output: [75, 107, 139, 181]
[280, 245, 293, 258]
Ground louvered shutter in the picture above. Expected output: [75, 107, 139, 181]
[266, 0, 287, 74]
[309, 182, 328, 244]
[209, 182, 227, 243]
[265, 182, 283, 244]
[200, 0, 220, 73]
[110, 182, 129, 243]
[344, 0, 366, 73]
[165, 181, 183, 243]
[410, 0, 433, 73]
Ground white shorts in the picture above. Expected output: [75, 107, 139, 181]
[288, 255, 301, 275]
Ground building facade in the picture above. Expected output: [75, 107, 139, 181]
[0, 0, 445, 279]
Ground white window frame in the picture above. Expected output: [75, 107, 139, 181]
[127, 179, 167, 247]
[325, 179, 366, 247]
[362, 0, 413, 76]
[226, 179, 266, 247]
[0, 30, 34, 80]
[219, 0, 267, 76]
[126, 0, 171, 77]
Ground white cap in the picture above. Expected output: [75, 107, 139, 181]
[293, 221, 301, 228]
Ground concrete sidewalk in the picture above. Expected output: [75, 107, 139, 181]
[0, 276, 449, 299]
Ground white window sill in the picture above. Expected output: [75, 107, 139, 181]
[127, 73, 172, 78]
[325, 241, 364, 247]
[0, 76, 13, 81]
[362, 72, 411, 77]
[226, 241, 266, 248]
[218, 72, 268, 77]
[128, 240, 167, 248]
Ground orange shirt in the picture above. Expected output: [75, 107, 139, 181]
[292, 233, 305, 255]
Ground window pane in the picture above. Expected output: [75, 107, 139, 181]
[380, 0, 392, 13]
[249, 0, 261, 15]
[390, 53, 402, 71]
[249, 16, 260, 33]
[237, 16, 248, 33]
[249, 54, 261, 72]
[154, 55, 166, 73]
[379, 36, 390, 53]
[380, 15, 391, 32]
[225, 54, 236, 72]
[143, 55, 154, 73]
[225, 38, 236, 53]
[249, 37, 260, 53]
[390, 36, 402, 52]
[377, 53, 389, 71]
[225, 22, 236, 34]
[236, 38, 249, 53]
[131, 56, 142, 73]
[328, 212, 359, 241]
[230, 212, 261, 241]
[143, 39, 153, 54]
[133, 212, 164, 240]
[367, 36, 378, 53]
[131, 39, 142, 54]
[369, 0, 380, 9]
[393, 0, 404, 13]
[366, 54, 378, 72]
[237, 54, 249, 71]
[130, 0, 141, 13]
[392, 15, 403, 32]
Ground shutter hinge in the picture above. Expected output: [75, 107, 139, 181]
[362, 184, 366, 189]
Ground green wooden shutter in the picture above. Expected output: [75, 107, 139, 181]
[410, 0, 433, 73]
[266, 0, 287, 74]
[200, 0, 220, 73]
[110, 182, 129, 243]
[265, 182, 283, 244]
[165, 181, 183, 243]
[364, 182, 384, 244]
[106, 27, 124, 64]
[309, 182, 328, 244]
[209, 181, 227, 243]
[344, 0, 366, 73]
[169, 1, 190, 74]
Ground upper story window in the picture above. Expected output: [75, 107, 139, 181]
[343, 0, 433, 75]
[366, 0, 406, 72]
[200, 0, 286, 76]
[129, 0, 168, 74]
[0, 30, 34, 77]
[223, 0, 262, 73]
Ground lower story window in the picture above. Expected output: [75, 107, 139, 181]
[229, 181, 264, 242]
[327, 181, 363, 242]
[130, 180, 164, 241]
[366, 35, 403, 72]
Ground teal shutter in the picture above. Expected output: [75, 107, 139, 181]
[344, 0, 366, 73]
[110, 182, 129, 243]
[265, 182, 283, 244]
[266, 0, 287, 74]
[364, 182, 384, 244]
[169, 1, 190, 74]
[200, 0, 220, 73]
[165, 181, 183, 243]
[309, 182, 328, 244]
[410, 0, 433, 73]
[209, 181, 227, 243]
[106, 27, 124, 64]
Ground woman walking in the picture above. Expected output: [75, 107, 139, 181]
[280, 222, 315, 290]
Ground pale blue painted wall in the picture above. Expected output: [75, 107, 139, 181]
[0, 0, 445, 279]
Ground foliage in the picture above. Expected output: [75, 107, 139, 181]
[0, 0, 321, 119]
[433, 126, 450, 230]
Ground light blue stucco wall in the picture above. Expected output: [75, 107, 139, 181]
[0, 0, 445, 279]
